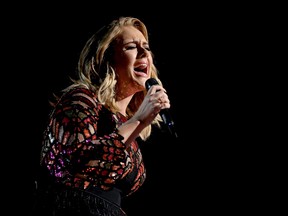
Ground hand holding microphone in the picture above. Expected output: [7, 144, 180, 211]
[145, 78, 178, 138]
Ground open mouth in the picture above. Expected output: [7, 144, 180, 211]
[134, 63, 148, 76]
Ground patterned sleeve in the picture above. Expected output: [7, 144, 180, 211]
[40, 88, 131, 190]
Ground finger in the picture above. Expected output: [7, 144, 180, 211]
[148, 85, 165, 95]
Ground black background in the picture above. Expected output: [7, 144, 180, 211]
[5, 6, 271, 215]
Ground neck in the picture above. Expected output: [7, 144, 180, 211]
[115, 95, 133, 117]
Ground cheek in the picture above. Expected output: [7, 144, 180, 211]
[115, 52, 133, 66]
[115, 60, 129, 77]
[148, 55, 153, 65]
[114, 59, 130, 80]
[115, 53, 134, 71]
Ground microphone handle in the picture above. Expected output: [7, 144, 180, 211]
[159, 108, 178, 138]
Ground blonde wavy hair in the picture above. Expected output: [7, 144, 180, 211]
[64, 16, 162, 140]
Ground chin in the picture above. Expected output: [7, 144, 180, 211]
[139, 78, 149, 88]
[132, 79, 146, 91]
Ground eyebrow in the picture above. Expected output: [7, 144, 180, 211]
[122, 40, 149, 45]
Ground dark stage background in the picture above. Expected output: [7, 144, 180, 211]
[6, 8, 269, 215]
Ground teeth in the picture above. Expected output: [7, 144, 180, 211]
[137, 64, 147, 69]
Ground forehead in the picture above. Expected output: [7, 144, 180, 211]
[116, 26, 147, 44]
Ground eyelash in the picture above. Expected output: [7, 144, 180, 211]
[126, 46, 151, 51]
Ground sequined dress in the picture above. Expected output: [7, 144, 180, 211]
[33, 87, 146, 216]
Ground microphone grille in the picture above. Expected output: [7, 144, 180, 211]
[145, 78, 159, 90]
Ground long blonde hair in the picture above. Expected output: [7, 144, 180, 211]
[66, 17, 162, 140]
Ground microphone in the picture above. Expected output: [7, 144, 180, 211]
[145, 78, 178, 138]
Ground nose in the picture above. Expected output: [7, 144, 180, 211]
[138, 47, 148, 58]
